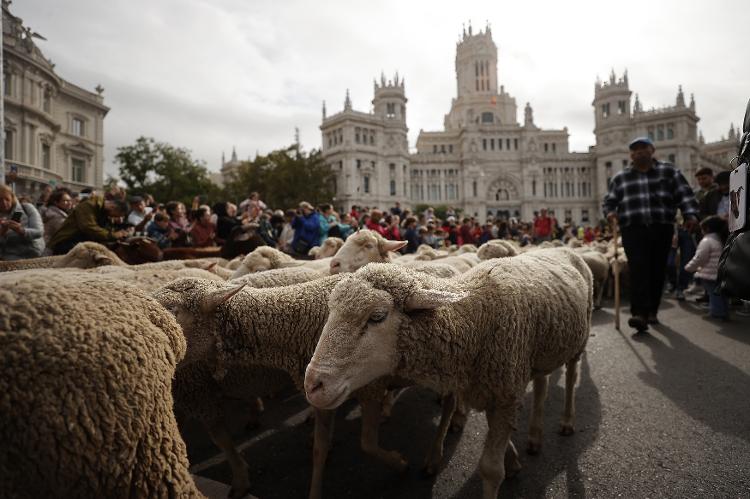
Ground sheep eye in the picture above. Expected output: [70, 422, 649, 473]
[368, 311, 387, 324]
[364, 243, 374, 250]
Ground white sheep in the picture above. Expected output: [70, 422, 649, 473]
[0, 241, 126, 272]
[0, 270, 200, 497]
[477, 239, 519, 260]
[305, 249, 593, 498]
[308, 237, 345, 259]
[231, 246, 304, 278]
[153, 275, 458, 499]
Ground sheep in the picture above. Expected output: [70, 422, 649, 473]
[88, 265, 225, 292]
[305, 249, 593, 498]
[477, 239, 519, 260]
[457, 243, 478, 254]
[0, 269, 200, 498]
[578, 250, 610, 309]
[225, 255, 244, 270]
[229, 266, 326, 287]
[230, 246, 304, 278]
[153, 276, 456, 499]
[0, 241, 126, 272]
[308, 237, 344, 259]
[329, 229, 406, 274]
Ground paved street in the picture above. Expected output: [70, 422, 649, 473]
[185, 295, 750, 498]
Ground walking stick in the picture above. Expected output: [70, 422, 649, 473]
[612, 221, 621, 331]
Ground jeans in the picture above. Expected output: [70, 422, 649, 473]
[701, 279, 729, 318]
[621, 223, 674, 318]
[676, 228, 696, 291]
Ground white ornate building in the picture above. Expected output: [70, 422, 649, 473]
[2, 1, 109, 197]
[321, 24, 737, 224]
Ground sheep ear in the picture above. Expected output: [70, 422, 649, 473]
[380, 240, 407, 255]
[404, 289, 468, 311]
[200, 283, 247, 314]
[203, 262, 218, 271]
[279, 260, 305, 268]
[93, 254, 114, 264]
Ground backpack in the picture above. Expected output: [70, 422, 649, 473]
[717, 98, 750, 299]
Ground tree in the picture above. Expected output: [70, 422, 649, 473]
[224, 145, 335, 209]
[115, 137, 220, 205]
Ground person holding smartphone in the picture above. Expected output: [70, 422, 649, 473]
[0, 184, 45, 260]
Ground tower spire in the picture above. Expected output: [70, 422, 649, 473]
[322, 100, 326, 119]
[344, 89, 351, 110]
[634, 93, 642, 113]
[676, 85, 685, 107]
[231, 146, 237, 162]
[689, 93, 695, 112]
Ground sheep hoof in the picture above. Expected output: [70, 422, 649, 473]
[559, 424, 575, 436]
[526, 440, 542, 455]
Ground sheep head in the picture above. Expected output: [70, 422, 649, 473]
[152, 278, 246, 369]
[58, 242, 126, 268]
[329, 230, 405, 274]
[304, 263, 466, 410]
[231, 246, 302, 278]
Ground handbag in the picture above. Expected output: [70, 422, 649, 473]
[717, 98, 750, 299]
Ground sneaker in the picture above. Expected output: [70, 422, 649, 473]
[628, 316, 648, 331]
[675, 290, 685, 301]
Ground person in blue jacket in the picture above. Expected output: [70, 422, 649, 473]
[291, 201, 322, 258]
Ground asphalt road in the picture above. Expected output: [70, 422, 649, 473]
[184, 295, 750, 498]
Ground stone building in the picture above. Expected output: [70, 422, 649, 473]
[2, 1, 109, 197]
[321, 24, 737, 224]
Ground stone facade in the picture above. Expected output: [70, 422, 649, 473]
[2, 2, 109, 197]
[321, 25, 737, 224]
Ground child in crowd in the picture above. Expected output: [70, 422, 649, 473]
[684, 216, 730, 321]
[146, 212, 174, 249]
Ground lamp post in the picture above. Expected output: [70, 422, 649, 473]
[0, 5, 5, 186]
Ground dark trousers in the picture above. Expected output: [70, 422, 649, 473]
[620, 223, 674, 318]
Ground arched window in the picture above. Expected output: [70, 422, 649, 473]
[481, 112, 494, 124]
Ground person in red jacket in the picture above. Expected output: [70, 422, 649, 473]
[366, 209, 387, 236]
[533, 208, 553, 242]
[459, 217, 475, 245]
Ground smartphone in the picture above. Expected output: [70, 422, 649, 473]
[11, 212, 22, 223]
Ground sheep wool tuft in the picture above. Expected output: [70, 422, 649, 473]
[0, 270, 200, 498]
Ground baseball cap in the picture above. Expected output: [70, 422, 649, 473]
[628, 136, 654, 149]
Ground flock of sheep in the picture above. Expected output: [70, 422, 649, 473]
[0, 232, 628, 499]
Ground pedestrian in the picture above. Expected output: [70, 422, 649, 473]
[291, 201, 321, 257]
[0, 184, 45, 260]
[533, 208, 553, 242]
[42, 189, 72, 249]
[684, 216, 730, 321]
[603, 136, 699, 332]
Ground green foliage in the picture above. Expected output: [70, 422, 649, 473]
[115, 137, 220, 205]
[224, 145, 334, 209]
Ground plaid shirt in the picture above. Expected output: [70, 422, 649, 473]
[602, 160, 698, 227]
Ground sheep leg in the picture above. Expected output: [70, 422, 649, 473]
[504, 439, 522, 478]
[423, 392, 457, 475]
[595, 277, 606, 309]
[309, 408, 335, 499]
[359, 398, 409, 471]
[450, 392, 468, 432]
[560, 354, 581, 436]
[527, 374, 548, 455]
[207, 424, 250, 499]
[381, 388, 405, 419]
[479, 403, 517, 499]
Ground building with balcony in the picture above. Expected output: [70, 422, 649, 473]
[2, 1, 109, 198]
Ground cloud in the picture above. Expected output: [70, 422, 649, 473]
[12, 0, 749, 178]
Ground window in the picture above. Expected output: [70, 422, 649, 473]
[386, 103, 396, 118]
[514, 139, 518, 150]
[602, 103, 610, 118]
[618, 100, 626, 115]
[4, 130, 13, 159]
[544, 143, 549, 153]
[647, 126, 655, 141]
[390, 180, 396, 196]
[72, 118, 85, 137]
[355, 128, 361, 143]
[441, 144, 446, 153]
[552, 143, 556, 153]
[472, 181, 477, 197]
[582, 209, 590, 223]
[389, 163, 395, 171]
[506, 139, 511, 150]
[449, 144, 453, 153]
[498, 138, 503, 150]
[363, 175, 370, 193]
[370, 132, 375, 145]
[490, 138, 495, 151]
[433, 145, 438, 153]
[41, 143, 51, 169]
[483, 139, 487, 151]
[43, 89, 51, 113]
[657, 125, 665, 141]
[72, 158, 85, 183]
[3, 72, 11, 96]
[564, 209, 572, 222]
[481, 112, 494, 124]
[356, 159, 361, 169]
[532, 179, 536, 196]
[667, 123, 674, 140]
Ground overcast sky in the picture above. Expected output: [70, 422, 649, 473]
[13, 0, 750, 177]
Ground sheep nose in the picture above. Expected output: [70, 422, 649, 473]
[330, 259, 341, 274]
[304, 369, 324, 397]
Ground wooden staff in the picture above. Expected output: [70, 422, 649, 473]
[612, 221, 621, 330]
